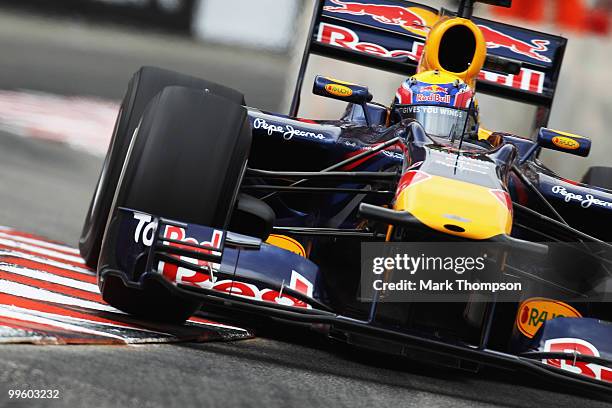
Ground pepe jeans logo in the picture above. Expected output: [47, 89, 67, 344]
[253, 118, 326, 141]
[551, 185, 612, 209]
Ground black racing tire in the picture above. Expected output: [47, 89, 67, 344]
[582, 166, 612, 191]
[99, 86, 251, 322]
[79, 66, 244, 269]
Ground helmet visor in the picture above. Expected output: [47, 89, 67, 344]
[395, 105, 471, 140]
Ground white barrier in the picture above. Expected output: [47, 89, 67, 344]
[192, 0, 301, 52]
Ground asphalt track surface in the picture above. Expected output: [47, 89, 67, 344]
[0, 7, 609, 408]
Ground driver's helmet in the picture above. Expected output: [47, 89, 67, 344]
[391, 71, 479, 140]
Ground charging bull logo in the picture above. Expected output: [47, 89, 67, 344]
[324, 0, 426, 28]
[420, 85, 448, 94]
[477, 25, 551, 64]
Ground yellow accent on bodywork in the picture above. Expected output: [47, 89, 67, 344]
[550, 129, 587, 139]
[394, 175, 512, 240]
[411, 71, 458, 85]
[402, 7, 440, 37]
[324, 77, 358, 86]
[266, 235, 306, 257]
[478, 127, 493, 141]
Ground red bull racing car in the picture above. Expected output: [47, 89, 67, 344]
[79, 0, 612, 396]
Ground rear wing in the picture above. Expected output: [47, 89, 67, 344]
[290, 0, 567, 127]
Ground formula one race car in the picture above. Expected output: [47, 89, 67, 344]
[79, 0, 611, 395]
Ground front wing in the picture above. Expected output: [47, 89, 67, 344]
[100, 208, 612, 397]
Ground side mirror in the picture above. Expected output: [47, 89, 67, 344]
[537, 128, 591, 157]
[313, 76, 373, 106]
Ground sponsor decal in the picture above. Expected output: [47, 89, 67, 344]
[323, 0, 426, 29]
[552, 136, 580, 150]
[317, 22, 423, 62]
[415, 93, 451, 104]
[430, 151, 494, 176]
[400, 105, 463, 117]
[158, 226, 314, 309]
[322, 1, 552, 64]
[133, 212, 158, 246]
[551, 185, 612, 209]
[516, 298, 581, 338]
[266, 235, 307, 258]
[325, 83, 354, 98]
[420, 85, 448, 94]
[221, 270, 315, 309]
[158, 225, 223, 287]
[543, 338, 612, 383]
[253, 118, 327, 141]
[477, 25, 551, 64]
[166, 268, 315, 310]
[316, 22, 546, 94]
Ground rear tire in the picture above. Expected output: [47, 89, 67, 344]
[99, 86, 251, 322]
[582, 166, 612, 191]
[79, 66, 244, 269]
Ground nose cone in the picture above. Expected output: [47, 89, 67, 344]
[394, 175, 513, 239]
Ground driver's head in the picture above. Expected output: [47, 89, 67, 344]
[391, 71, 478, 140]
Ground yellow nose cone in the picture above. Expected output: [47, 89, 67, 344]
[394, 175, 512, 240]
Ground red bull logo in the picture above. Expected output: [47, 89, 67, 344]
[478, 25, 551, 63]
[323, 1, 551, 64]
[419, 85, 448, 94]
[543, 338, 612, 383]
[316, 21, 547, 95]
[317, 22, 423, 62]
[324, 0, 425, 28]
[415, 93, 451, 104]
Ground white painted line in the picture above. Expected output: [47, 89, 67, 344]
[0, 238, 85, 264]
[2, 304, 172, 336]
[0, 279, 117, 312]
[187, 319, 249, 332]
[0, 305, 126, 342]
[0, 231, 80, 255]
[0, 250, 93, 275]
[0, 264, 99, 293]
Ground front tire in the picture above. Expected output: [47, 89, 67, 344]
[79, 66, 244, 269]
[99, 86, 251, 322]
